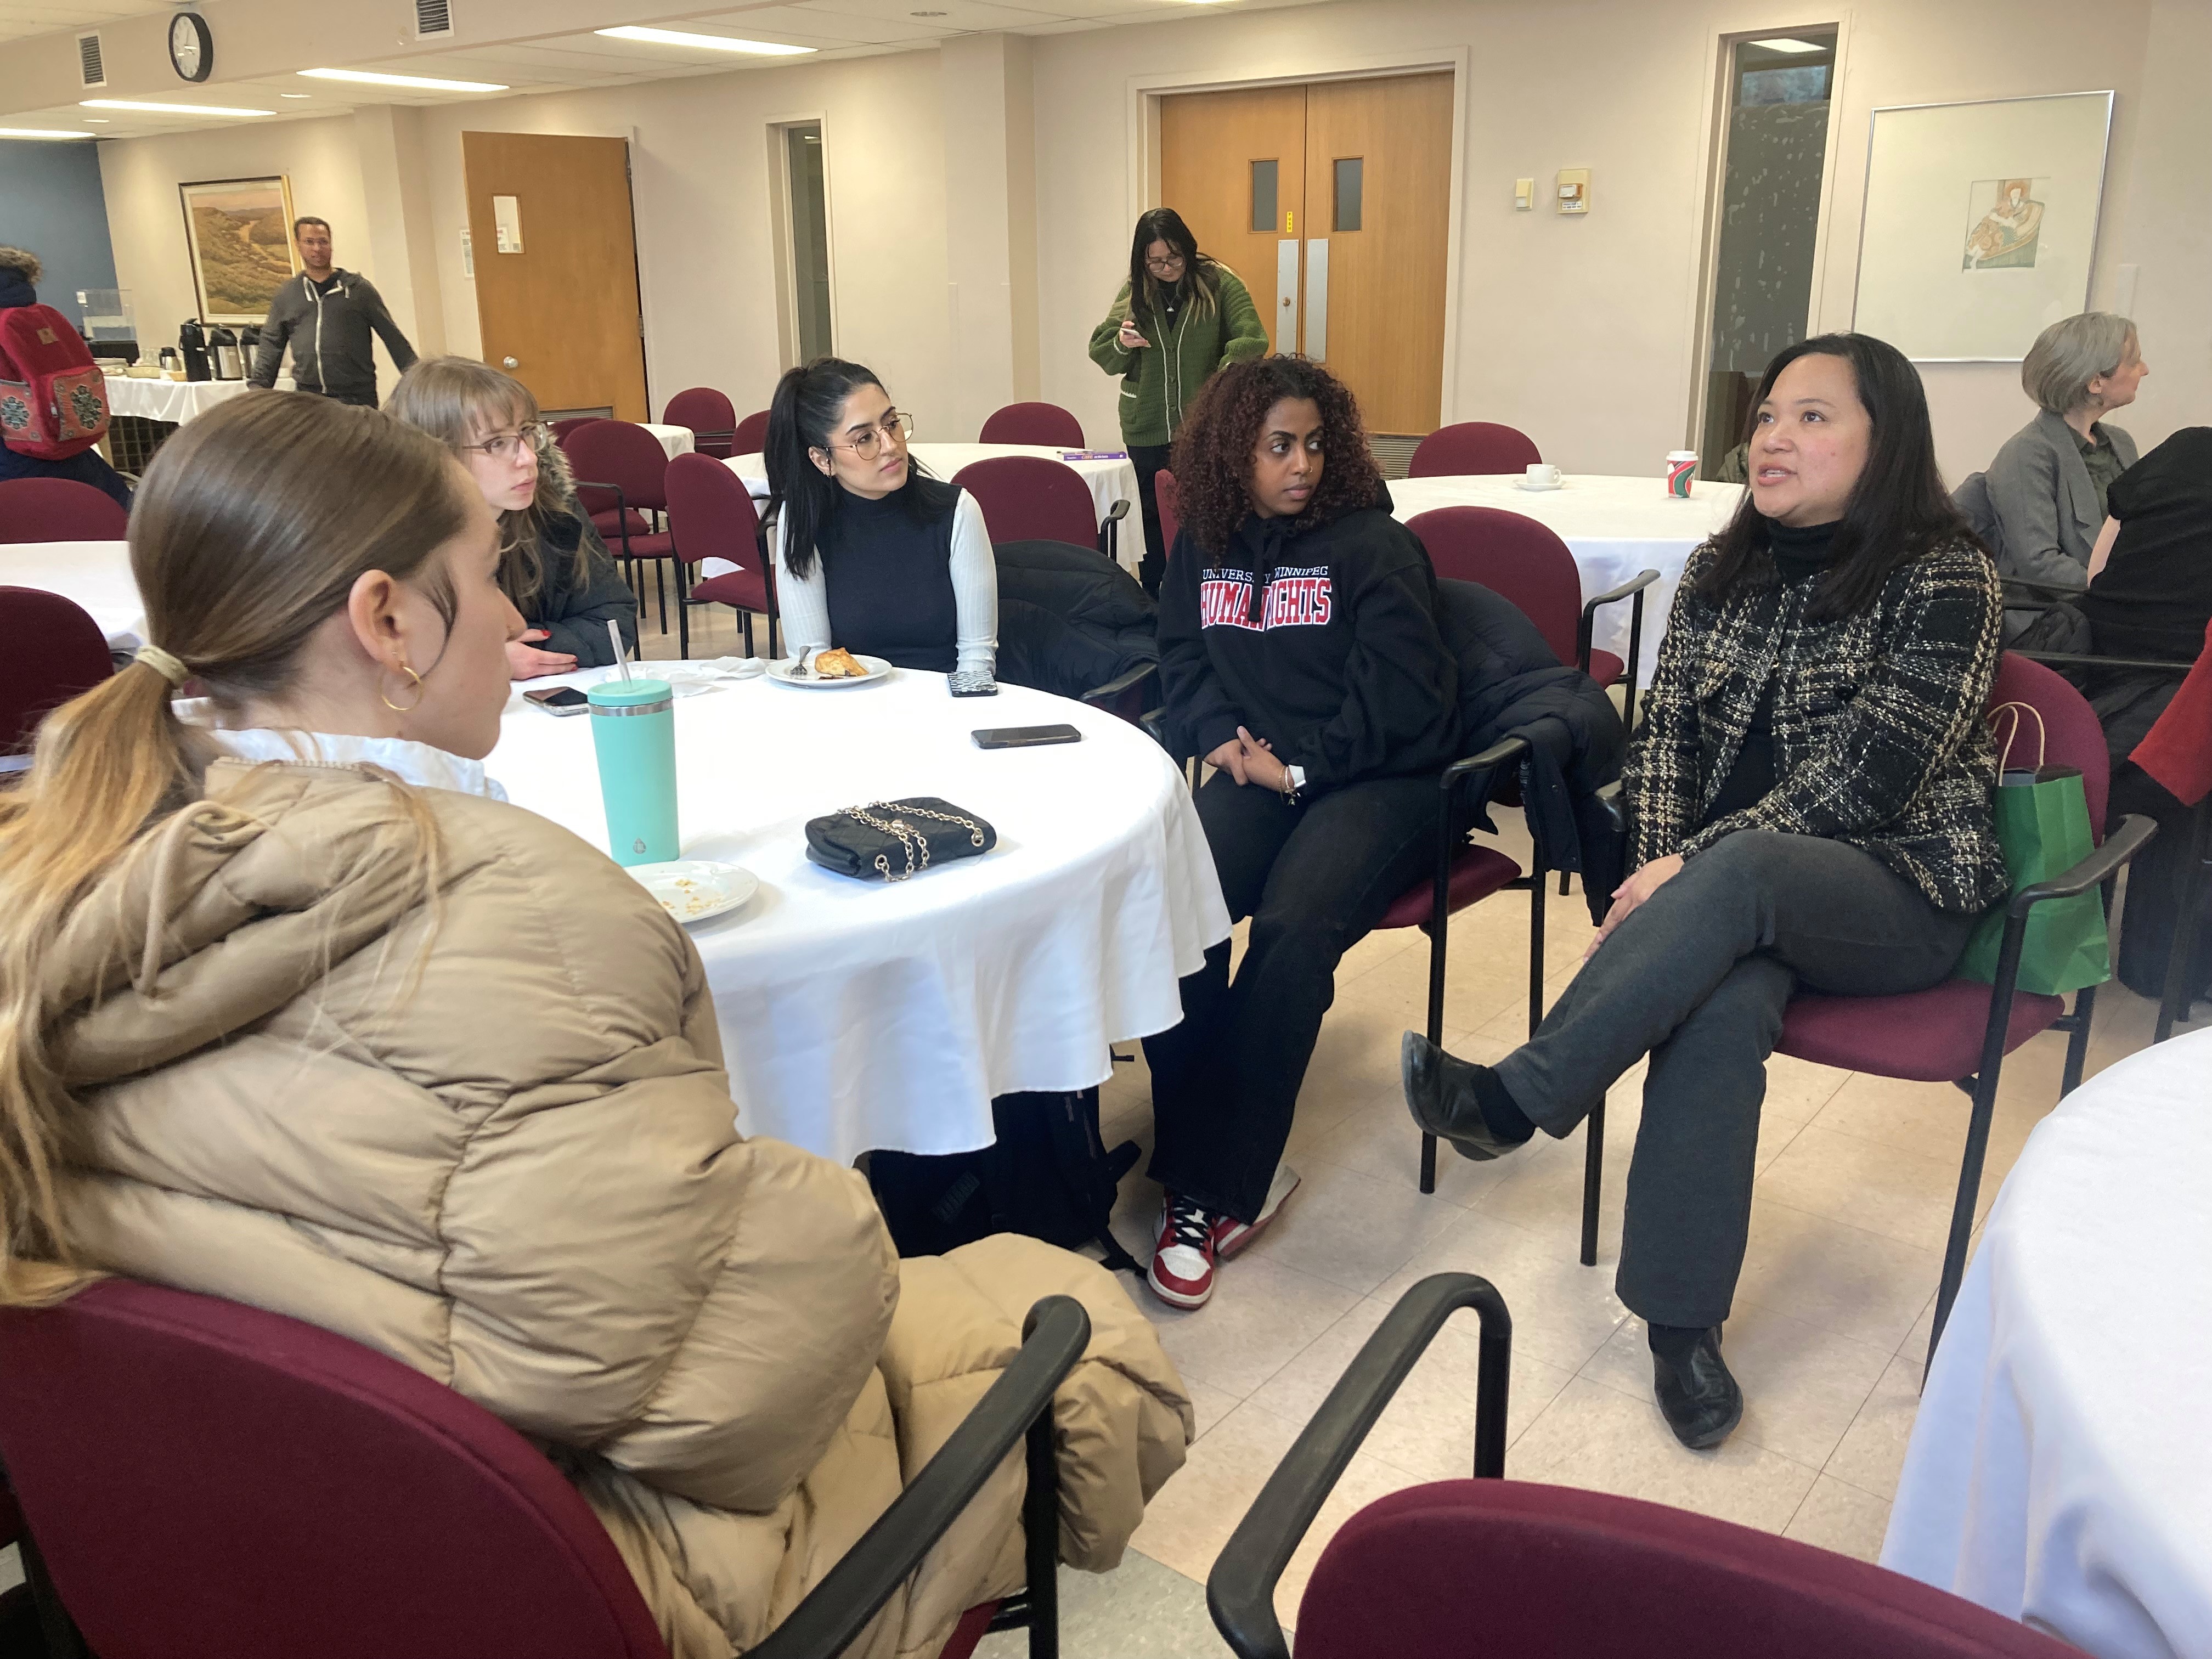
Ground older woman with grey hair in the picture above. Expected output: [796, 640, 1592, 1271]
[1968, 313, 2148, 633]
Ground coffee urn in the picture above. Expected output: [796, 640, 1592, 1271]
[178, 320, 211, 382]
[209, 325, 242, 380]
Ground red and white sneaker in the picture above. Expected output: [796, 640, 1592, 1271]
[1148, 1193, 1219, 1309]
[1212, 1163, 1302, 1260]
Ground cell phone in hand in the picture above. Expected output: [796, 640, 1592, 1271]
[949, 672, 999, 698]
[973, 725, 1082, 749]
[523, 685, 590, 716]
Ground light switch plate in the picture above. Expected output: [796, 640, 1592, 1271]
[1558, 167, 1590, 214]
[1514, 177, 1534, 210]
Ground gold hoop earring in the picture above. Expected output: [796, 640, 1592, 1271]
[380, 663, 425, 714]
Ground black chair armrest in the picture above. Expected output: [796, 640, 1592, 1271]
[1206, 1275, 1511, 1659]
[575, 480, 633, 556]
[1579, 567, 1660, 618]
[1082, 659, 1157, 709]
[1104, 498, 1131, 523]
[1440, 734, 1530, 795]
[747, 1296, 1092, 1659]
[2007, 812, 2157, 916]
[2017, 651, 2194, 676]
[2000, 573, 2087, 596]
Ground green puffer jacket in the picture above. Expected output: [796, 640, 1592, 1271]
[1087, 262, 1267, 447]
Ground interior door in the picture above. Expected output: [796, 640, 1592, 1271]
[462, 132, 648, 421]
[1160, 86, 1308, 353]
[1302, 74, 1453, 433]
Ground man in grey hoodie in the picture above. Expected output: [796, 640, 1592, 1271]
[248, 217, 416, 407]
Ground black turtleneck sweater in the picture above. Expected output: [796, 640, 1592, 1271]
[1695, 517, 1839, 829]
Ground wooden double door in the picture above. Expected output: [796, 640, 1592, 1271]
[462, 132, 648, 421]
[1161, 72, 1453, 435]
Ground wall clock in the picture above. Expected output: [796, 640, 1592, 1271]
[169, 12, 213, 82]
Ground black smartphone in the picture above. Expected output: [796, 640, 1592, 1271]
[524, 686, 590, 716]
[973, 725, 1082, 749]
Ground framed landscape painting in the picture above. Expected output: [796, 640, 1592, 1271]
[179, 176, 301, 325]
[1852, 92, 2114, 362]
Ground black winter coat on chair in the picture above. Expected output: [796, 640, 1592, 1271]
[992, 538, 1159, 703]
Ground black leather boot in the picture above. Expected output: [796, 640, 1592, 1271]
[1651, 1327, 1743, 1450]
[1401, 1032, 1534, 1163]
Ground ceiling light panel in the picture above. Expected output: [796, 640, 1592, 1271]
[298, 67, 509, 90]
[81, 99, 273, 116]
[594, 26, 815, 54]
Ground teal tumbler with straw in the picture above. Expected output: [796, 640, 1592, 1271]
[588, 620, 678, 866]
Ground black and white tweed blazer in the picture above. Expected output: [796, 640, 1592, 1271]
[1623, 535, 2011, 915]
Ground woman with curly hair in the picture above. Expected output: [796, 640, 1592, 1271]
[1141, 356, 1463, 1310]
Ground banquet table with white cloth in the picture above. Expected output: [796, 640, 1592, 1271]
[728, 444, 1151, 574]
[640, 422, 693, 461]
[1882, 1028, 2212, 1659]
[98, 375, 289, 424]
[489, 667, 1228, 1165]
[1386, 473, 1742, 681]
[0, 540, 144, 650]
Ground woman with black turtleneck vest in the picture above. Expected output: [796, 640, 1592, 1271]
[1406, 336, 2006, 1452]
[765, 358, 996, 679]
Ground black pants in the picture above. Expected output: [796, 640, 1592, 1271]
[315, 386, 379, 409]
[1494, 831, 1977, 1328]
[1146, 771, 1441, 1222]
[1130, 442, 1172, 597]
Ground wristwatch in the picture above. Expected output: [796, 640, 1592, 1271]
[1280, 763, 1307, 804]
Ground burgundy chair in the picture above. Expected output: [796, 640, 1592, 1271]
[1155, 469, 1182, 562]
[1, 587, 114, 773]
[1406, 421, 1543, 478]
[978, 402, 1085, 448]
[663, 387, 737, 459]
[566, 419, 690, 651]
[954, 455, 1128, 566]
[0, 477, 129, 543]
[551, 416, 603, 446]
[1206, 1273, 2078, 1659]
[665, 451, 777, 658]
[1577, 653, 2156, 1359]
[734, 409, 771, 457]
[1409, 505, 1654, 728]
[556, 419, 648, 543]
[0, 1279, 1088, 1659]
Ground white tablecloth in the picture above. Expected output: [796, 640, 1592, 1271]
[489, 668, 1228, 1165]
[100, 375, 275, 424]
[0, 540, 143, 649]
[1386, 474, 1743, 681]
[642, 422, 694, 461]
[728, 444, 1150, 574]
[1883, 1030, 2212, 1659]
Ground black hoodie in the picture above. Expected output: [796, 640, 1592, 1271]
[1157, 499, 1462, 790]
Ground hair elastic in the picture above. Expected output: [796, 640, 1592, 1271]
[134, 645, 190, 687]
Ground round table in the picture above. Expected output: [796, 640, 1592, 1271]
[727, 444, 1150, 574]
[488, 667, 1228, 1165]
[1386, 474, 1743, 681]
[1882, 1028, 2212, 1658]
[99, 375, 267, 424]
[641, 422, 695, 461]
[0, 540, 143, 648]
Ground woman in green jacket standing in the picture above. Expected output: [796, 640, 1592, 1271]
[1089, 207, 1267, 591]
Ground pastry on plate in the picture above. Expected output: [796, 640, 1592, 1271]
[812, 647, 865, 679]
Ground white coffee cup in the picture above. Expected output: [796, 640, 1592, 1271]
[1525, 462, 1562, 487]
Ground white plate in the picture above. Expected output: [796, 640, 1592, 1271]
[1515, 479, 1565, 492]
[627, 860, 759, 925]
[767, 653, 893, 689]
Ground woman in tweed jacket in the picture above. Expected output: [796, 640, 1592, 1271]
[1404, 334, 2008, 1451]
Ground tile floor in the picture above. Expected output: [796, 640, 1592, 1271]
[699, 602, 2203, 1645]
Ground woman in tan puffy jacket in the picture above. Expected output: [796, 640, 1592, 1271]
[0, 392, 1192, 1659]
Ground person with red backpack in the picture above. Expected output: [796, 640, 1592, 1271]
[0, 246, 131, 512]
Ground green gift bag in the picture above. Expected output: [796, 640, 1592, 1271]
[1959, 702, 2113, 995]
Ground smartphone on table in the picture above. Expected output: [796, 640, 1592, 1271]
[973, 725, 1082, 749]
[523, 686, 590, 717]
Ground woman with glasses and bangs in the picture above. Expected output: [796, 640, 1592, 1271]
[386, 357, 638, 679]
[766, 356, 997, 682]
[1090, 208, 1268, 594]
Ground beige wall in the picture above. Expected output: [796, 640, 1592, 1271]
[1030, 0, 2200, 479]
[97, 113, 411, 389]
[409, 50, 951, 428]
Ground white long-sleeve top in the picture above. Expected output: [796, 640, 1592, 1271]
[770, 488, 998, 678]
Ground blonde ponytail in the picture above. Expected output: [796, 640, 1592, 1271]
[0, 391, 471, 1305]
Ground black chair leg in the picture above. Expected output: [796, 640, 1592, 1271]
[1580, 1100, 1604, 1269]
[1419, 905, 1450, 1197]
[675, 561, 691, 660]
[2155, 796, 2209, 1043]
[654, 563, 669, 634]
[741, 612, 755, 658]
[2059, 983, 2096, 1096]
[1023, 1405, 1060, 1659]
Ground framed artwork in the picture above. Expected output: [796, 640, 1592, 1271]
[1851, 92, 2114, 362]
[179, 175, 301, 325]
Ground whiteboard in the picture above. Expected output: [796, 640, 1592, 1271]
[1852, 92, 2114, 362]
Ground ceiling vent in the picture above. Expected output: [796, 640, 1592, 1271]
[414, 0, 453, 38]
[78, 32, 106, 87]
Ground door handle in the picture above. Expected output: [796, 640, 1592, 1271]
[1304, 240, 1329, 362]
[503, 356, 519, 368]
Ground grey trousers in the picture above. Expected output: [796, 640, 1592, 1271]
[1494, 831, 1978, 1328]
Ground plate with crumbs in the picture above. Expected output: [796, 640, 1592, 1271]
[627, 860, 759, 926]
